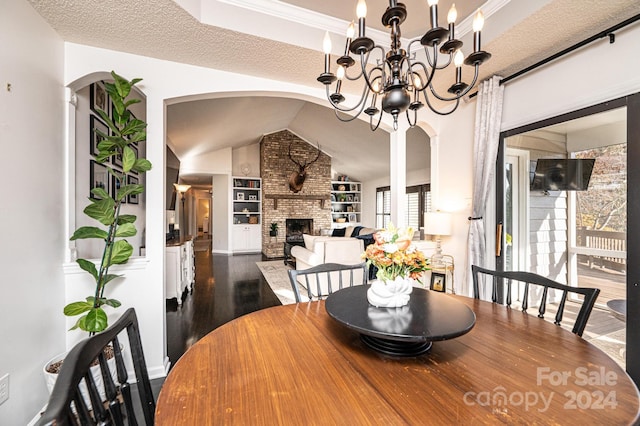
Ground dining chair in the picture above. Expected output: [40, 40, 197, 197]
[471, 265, 600, 336]
[37, 308, 156, 426]
[288, 262, 368, 302]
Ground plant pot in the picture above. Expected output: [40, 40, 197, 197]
[269, 230, 277, 237]
[367, 277, 413, 308]
[43, 345, 121, 406]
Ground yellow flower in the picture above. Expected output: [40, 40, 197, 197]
[363, 223, 430, 283]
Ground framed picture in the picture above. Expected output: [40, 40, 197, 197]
[90, 82, 108, 116]
[353, 195, 359, 202]
[346, 195, 354, 202]
[248, 194, 257, 200]
[348, 213, 357, 222]
[90, 160, 110, 199]
[430, 272, 446, 292]
[237, 192, 245, 201]
[127, 175, 139, 204]
[90, 115, 109, 158]
[113, 152, 123, 168]
[112, 174, 125, 204]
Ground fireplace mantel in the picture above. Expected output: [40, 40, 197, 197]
[264, 194, 330, 209]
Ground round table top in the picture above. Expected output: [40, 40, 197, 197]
[156, 296, 640, 425]
[325, 285, 475, 343]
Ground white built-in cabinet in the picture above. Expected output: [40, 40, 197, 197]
[165, 238, 194, 304]
[232, 177, 262, 252]
[330, 181, 362, 228]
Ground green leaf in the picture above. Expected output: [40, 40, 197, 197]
[69, 316, 84, 331]
[102, 274, 122, 286]
[115, 222, 137, 237]
[105, 299, 122, 308]
[84, 198, 115, 226]
[117, 184, 143, 201]
[122, 145, 135, 173]
[117, 214, 137, 224]
[132, 158, 152, 173]
[70, 226, 108, 241]
[76, 259, 98, 281]
[63, 301, 93, 316]
[84, 308, 108, 333]
[90, 187, 110, 200]
[109, 240, 133, 265]
[97, 139, 117, 151]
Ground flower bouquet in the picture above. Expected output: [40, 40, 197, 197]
[363, 224, 430, 307]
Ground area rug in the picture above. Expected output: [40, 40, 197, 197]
[256, 261, 298, 305]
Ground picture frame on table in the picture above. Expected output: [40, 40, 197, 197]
[248, 194, 257, 200]
[430, 272, 446, 292]
[111, 174, 125, 204]
[127, 175, 139, 204]
[353, 195, 360, 202]
[90, 115, 109, 158]
[90, 82, 108, 116]
[237, 192, 245, 201]
[346, 195, 354, 202]
[348, 213, 357, 223]
[90, 160, 110, 199]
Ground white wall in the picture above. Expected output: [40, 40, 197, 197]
[0, 1, 66, 423]
[212, 174, 231, 252]
[232, 142, 260, 177]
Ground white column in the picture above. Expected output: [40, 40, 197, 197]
[390, 125, 407, 227]
[65, 88, 78, 263]
[430, 135, 440, 209]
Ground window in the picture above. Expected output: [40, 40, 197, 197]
[376, 184, 431, 231]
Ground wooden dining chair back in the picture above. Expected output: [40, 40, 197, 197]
[288, 262, 368, 302]
[36, 308, 155, 426]
[471, 265, 600, 336]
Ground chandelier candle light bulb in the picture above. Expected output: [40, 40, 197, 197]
[473, 10, 485, 52]
[357, 0, 367, 37]
[447, 4, 457, 38]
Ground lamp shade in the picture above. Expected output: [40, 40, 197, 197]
[174, 183, 191, 194]
[424, 212, 452, 236]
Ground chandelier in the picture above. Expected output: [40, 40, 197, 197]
[317, 0, 491, 131]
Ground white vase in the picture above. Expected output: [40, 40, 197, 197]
[43, 346, 121, 407]
[367, 276, 413, 308]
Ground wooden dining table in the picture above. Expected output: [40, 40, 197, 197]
[155, 292, 640, 425]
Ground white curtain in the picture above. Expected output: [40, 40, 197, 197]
[465, 76, 504, 298]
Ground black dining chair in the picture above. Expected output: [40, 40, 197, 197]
[471, 265, 600, 336]
[36, 308, 156, 426]
[288, 262, 368, 302]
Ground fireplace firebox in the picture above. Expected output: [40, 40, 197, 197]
[286, 218, 313, 243]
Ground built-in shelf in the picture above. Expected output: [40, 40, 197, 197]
[331, 181, 361, 227]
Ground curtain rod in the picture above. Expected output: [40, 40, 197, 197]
[469, 12, 640, 98]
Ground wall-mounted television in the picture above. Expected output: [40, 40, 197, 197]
[530, 158, 595, 191]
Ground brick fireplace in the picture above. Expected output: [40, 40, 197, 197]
[261, 130, 332, 258]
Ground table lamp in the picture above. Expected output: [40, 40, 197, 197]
[424, 211, 452, 267]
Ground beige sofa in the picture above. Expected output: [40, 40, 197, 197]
[290, 234, 366, 297]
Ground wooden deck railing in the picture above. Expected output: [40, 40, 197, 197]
[576, 228, 626, 272]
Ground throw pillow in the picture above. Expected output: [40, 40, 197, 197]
[332, 228, 346, 237]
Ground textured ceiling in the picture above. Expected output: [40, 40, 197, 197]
[27, 0, 640, 182]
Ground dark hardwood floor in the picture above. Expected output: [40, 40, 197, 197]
[165, 239, 282, 366]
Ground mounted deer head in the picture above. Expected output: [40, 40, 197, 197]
[288, 142, 321, 193]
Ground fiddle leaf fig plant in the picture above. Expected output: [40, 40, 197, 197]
[64, 71, 152, 333]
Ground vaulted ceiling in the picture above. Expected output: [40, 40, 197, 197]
[28, 0, 640, 182]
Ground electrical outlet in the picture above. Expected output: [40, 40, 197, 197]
[0, 374, 9, 405]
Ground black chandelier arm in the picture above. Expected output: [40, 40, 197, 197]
[369, 108, 384, 131]
[419, 43, 453, 71]
[333, 95, 370, 123]
[325, 83, 370, 114]
[423, 92, 461, 116]
[408, 59, 436, 92]
[359, 48, 386, 93]
[406, 107, 418, 127]
[426, 63, 480, 102]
